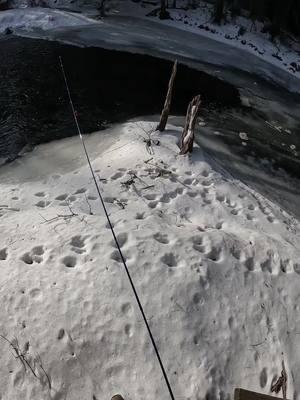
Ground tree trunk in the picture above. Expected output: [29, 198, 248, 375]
[213, 0, 225, 24]
[157, 60, 177, 132]
[99, 0, 106, 17]
[180, 95, 201, 155]
[159, 0, 170, 19]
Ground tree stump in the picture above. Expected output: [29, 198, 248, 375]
[156, 60, 177, 132]
[180, 95, 201, 155]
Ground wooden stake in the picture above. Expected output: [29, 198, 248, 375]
[180, 94, 201, 155]
[157, 60, 177, 132]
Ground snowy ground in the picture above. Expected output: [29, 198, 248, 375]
[144, 0, 300, 78]
[0, 122, 300, 400]
[0, 7, 96, 32]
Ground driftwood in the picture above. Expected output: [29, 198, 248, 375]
[157, 60, 177, 132]
[271, 360, 288, 400]
[235, 388, 289, 400]
[180, 94, 201, 154]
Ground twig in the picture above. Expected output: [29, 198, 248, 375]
[140, 185, 155, 191]
[84, 194, 94, 215]
[0, 335, 37, 378]
[39, 204, 79, 224]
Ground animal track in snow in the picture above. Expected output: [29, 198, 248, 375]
[110, 250, 123, 262]
[121, 303, 133, 316]
[201, 170, 210, 177]
[148, 201, 158, 209]
[187, 191, 198, 198]
[55, 194, 68, 201]
[34, 192, 46, 197]
[231, 209, 241, 216]
[111, 233, 128, 249]
[244, 257, 255, 271]
[294, 263, 300, 275]
[192, 236, 206, 253]
[68, 195, 77, 203]
[153, 232, 169, 244]
[215, 221, 223, 230]
[103, 196, 115, 204]
[246, 213, 255, 221]
[144, 193, 157, 201]
[0, 248, 8, 260]
[206, 246, 223, 262]
[259, 368, 268, 388]
[161, 253, 178, 267]
[57, 328, 65, 340]
[124, 324, 133, 337]
[29, 288, 41, 300]
[183, 178, 193, 185]
[62, 255, 77, 268]
[202, 180, 213, 187]
[280, 259, 293, 273]
[70, 235, 87, 254]
[74, 188, 87, 195]
[35, 200, 51, 208]
[135, 212, 145, 220]
[260, 250, 280, 274]
[110, 171, 124, 180]
[21, 246, 45, 265]
[267, 215, 277, 223]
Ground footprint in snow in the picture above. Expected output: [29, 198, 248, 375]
[161, 253, 178, 268]
[35, 200, 51, 208]
[55, 193, 68, 201]
[74, 188, 87, 195]
[70, 235, 87, 254]
[61, 255, 77, 268]
[34, 192, 46, 198]
[0, 248, 8, 260]
[21, 246, 45, 265]
[153, 232, 169, 244]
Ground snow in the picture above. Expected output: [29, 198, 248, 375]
[0, 121, 300, 399]
[0, 7, 96, 32]
[154, 0, 300, 79]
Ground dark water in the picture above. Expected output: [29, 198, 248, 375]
[0, 35, 239, 161]
[0, 35, 300, 184]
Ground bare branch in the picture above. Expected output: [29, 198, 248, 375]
[157, 60, 177, 132]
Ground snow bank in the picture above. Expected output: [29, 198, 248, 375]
[156, 4, 300, 79]
[0, 8, 95, 32]
[0, 122, 299, 400]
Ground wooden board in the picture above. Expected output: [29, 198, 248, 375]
[235, 388, 286, 400]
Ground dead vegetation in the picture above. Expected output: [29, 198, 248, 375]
[0, 334, 51, 390]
